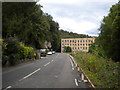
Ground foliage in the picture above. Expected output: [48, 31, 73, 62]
[2, 38, 34, 66]
[98, 3, 120, 62]
[73, 52, 119, 88]
[2, 2, 61, 51]
[59, 29, 91, 38]
[63, 46, 72, 52]
[89, 39, 106, 58]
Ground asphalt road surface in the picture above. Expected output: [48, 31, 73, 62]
[2, 53, 90, 89]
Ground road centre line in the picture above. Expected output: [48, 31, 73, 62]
[4, 86, 12, 90]
[55, 53, 59, 59]
[51, 60, 54, 62]
[44, 62, 50, 67]
[19, 68, 41, 81]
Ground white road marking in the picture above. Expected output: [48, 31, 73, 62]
[75, 78, 79, 86]
[51, 60, 54, 62]
[84, 80, 88, 82]
[44, 62, 50, 67]
[5, 86, 12, 90]
[70, 58, 74, 70]
[19, 68, 41, 81]
[55, 53, 59, 59]
[77, 67, 80, 72]
[81, 73, 84, 81]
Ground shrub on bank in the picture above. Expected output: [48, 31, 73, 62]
[2, 38, 35, 66]
[73, 52, 119, 88]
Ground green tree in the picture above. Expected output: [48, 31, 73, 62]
[98, 3, 120, 61]
[63, 46, 72, 52]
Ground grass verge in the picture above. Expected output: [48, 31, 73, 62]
[72, 52, 119, 88]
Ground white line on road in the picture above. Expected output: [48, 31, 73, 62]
[19, 68, 41, 81]
[70, 58, 74, 70]
[5, 86, 12, 90]
[44, 62, 50, 67]
[75, 78, 79, 86]
[55, 53, 59, 59]
[51, 60, 54, 62]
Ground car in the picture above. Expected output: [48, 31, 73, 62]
[47, 51, 52, 55]
[52, 51, 55, 54]
[40, 49, 47, 57]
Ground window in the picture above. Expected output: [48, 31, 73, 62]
[80, 47, 82, 50]
[74, 40, 76, 43]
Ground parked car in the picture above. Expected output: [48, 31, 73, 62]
[47, 51, 52, 55]
[52, 51, 55, 54]
[40, 49, 47, 57]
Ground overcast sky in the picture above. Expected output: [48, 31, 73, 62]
[37, 0, 118, 36]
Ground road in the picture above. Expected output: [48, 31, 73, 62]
[2, 53, 90, 89]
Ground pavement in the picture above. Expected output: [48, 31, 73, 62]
[2, 53, 90, 89]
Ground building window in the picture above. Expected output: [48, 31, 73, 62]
[80, 47, 82, 50]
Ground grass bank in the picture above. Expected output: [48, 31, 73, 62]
[72, 52, 119, 88]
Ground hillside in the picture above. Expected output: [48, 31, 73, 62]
[59, 29, 91, 38]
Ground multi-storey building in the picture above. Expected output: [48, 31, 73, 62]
[61, 38, 95, 52]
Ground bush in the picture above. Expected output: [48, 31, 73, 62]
[63, 46, 72, 52]
[73, 52, 119, 88]
[2, 37, 35, 66]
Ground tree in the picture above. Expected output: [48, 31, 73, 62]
[98, 3, 120, 61]
[63, 46, 72, 52]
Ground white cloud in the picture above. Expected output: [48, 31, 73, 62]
[55, 17, 97, 34]
[37, 0, 118, 36]
[38, 0, 118, 4]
